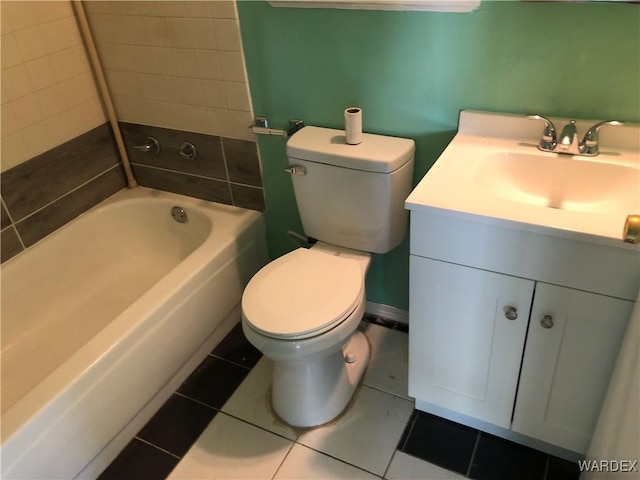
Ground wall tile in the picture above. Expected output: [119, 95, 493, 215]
[24, 56, 58, 91]
[2, 33, 25, 68]
[210, 1, 238, 19]
[14, 26, 48, 61]
[132, 165, 233, 205]
[1, 201, 12, 229]
[223, 82, 251, 112]
[222, 137, 262, 186]
[213, 19, 242, 52]
[1, 226, 24, 263]
[2, 65, 34, 102]
[120, 122, 227, 180]
[120, 122, 264, 211]
[219, 51, 247, 82]
[1, 124, 121, 221]
[1, 1, 106, 173]
[86, 1, 253, 141]
[15, 165, 126, 248]
[231, 184, 265, 212]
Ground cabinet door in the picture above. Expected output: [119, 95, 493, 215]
[409, 256, 534, 428]
[512, 283, 633, 454]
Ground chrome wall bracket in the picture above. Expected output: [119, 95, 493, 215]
[249, 117, 305, 137]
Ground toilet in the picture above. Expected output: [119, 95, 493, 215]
[241, 126, 415, 427]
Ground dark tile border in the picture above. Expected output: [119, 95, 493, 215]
[469, 432, 547, 480]
[15, 166, 126, 247]
[97, 438, 179, 480]
[399, 410, 478, 475]
[121, 122, 265, 212]
[131, 165, 233, 205]
[1, 226, 23, 263]
[136, 394, 217, 458]
[0, 124, 124, 263]
[398, 410, 582, 480]
[120, 122, 227, 181]
[1, 124, 121, 221]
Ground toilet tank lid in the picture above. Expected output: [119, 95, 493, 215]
[287, 126, 415, 173]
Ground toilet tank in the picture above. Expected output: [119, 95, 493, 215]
[286, 126, 415, 254]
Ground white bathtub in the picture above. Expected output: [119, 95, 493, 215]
[0, 187, 268, 479]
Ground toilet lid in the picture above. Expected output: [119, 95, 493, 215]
[242, 248, 363, 339]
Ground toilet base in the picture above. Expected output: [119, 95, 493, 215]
[271, 331, 370, 428]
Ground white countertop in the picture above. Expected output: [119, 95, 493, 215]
[405, 111, 640, 249]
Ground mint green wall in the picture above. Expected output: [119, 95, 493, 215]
[237, 1, 640, 312]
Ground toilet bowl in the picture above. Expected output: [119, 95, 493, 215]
[242, 244, 371, 427]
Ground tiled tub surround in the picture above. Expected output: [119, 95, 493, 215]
[120, 122, 265, 211]
[100, 317, 581, 480]
[84, 0, 254, 142]
[0, 0, 106, 171]
[0, 124, 126, 263]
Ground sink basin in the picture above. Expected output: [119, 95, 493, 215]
[405, 110, 640, 246]
[474, 152, 638, 212]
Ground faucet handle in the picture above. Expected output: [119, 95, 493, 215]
[526, 114, 557, 151]
[581, 120, 624, 154]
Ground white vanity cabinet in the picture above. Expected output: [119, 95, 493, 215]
[407, 212, 637, 457]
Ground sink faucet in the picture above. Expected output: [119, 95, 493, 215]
[526, 114, 623, 156]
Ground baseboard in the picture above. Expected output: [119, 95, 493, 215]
[365, 301, 409, 324]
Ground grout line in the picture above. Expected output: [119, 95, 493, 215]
[208, 353, 253, 370]
[542, 455, 550, 480]
[395, 410, 418, 453]
[133, 436, 181, 460]
[361, 383, 413, 403]
[217, 410, 301, 443]
[219, 136, 235, 205]
[269, 441, 296, 480]
[173, 391, 219, 412]
[465, 431, 481, 477]
[293, 443, 383, 479]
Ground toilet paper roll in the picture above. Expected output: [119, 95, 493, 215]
[344, 107, 362, 145]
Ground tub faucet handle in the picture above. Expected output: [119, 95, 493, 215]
[133, 136, 160, 154]
[179, 142, 197, 161]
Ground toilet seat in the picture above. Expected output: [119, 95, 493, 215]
[242, 248, 363, 340]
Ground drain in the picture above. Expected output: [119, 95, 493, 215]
[171, 206, 188, 223]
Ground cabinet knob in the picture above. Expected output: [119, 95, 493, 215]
[504, 306, 518, 320]
[540, 315, 554, 329]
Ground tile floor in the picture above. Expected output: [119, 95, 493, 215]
[99, 315, 581, 480]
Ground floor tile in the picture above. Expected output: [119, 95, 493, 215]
[274, 444, 380, 480]
[167, 412, 293, 479]
[212, 322, 262, 368]
[468, 432, 547, 480]
[178, 355, 250, 409]
[298, 385, 414, 476]
[361, 322, 410, 400]
[546, 456, 581, 480]
[222, 357, 301, 440]
[399, 410, 478, 476]
[98, 438, 178, 480]
[136, 393, 217, 457]
[385, 451, 467, 480]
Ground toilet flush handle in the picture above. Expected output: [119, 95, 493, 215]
[284, 165, 307, 176]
